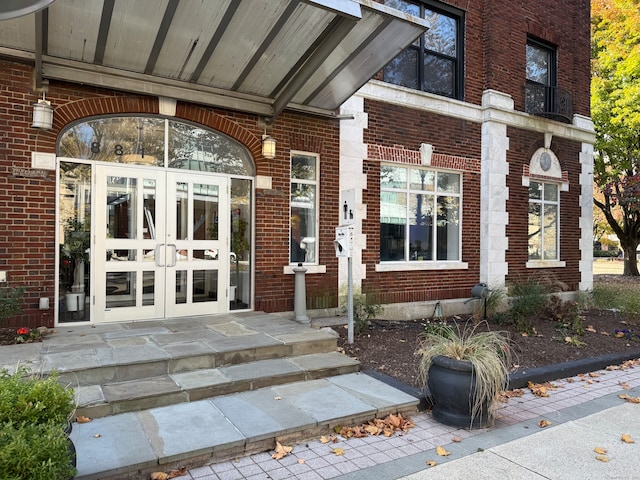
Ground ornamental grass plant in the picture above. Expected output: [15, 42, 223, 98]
[415, 321, 513, 426]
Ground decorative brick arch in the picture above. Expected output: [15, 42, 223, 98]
[52, 96, 263, 161]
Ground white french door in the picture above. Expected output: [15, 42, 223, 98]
[94, 165, 228, 322]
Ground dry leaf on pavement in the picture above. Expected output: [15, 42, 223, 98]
[332, 448, 345, 456]
[427, 460, 437, 467]
[539, 420, 552, 428]
[436, 445, 451, 456]
[595, 455, 609, 463]
[593, 447, 607, 455]
[621, 434, 635, 444]
[75, 415, 92, 423]
[618, 394, 640, 404]
[272, 441, 293, 460]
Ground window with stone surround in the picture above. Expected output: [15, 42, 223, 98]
[382, 0, 464, 99]
[290, 152, 319, 264]
[380, 165, 461, 262]
[528, 181, 559, 261]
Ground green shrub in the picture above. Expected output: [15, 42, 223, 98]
[340, 289, 382, 334]
[0, 421, 76, 480]
[0, 366, 76, 480]
[507, 280, 550, 334]
[592, 283, 640, 315]
[0, 285, 26, 325]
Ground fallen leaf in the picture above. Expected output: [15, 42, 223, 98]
[320, 436, 330, 444]
[297, 459, 305, 464]
[452, 436, 462, 443]
[76, 415, 92, 423]
[274, 396, 282, 401]
[272, 441, 293, 460]
[332, 448, 345, 456]
[150, 473, 169, 480]
[528, 381, 558, 397]
[615, 332, 625, 338]
[588, 373, 600, 378]
[539, 420, 552, 428]
[621, 434, 635, 444]
[427, 460, 437, 467]
[436, 445, 451, 456]
[619, 382, 631, 390]
[93, 434, 101, 438]
[595, 455, 609, 463]
[593, 447, 607, 455]
[619, 394, 640, 404]
[167, 467, 188, 478]
[586, 325, 596, 333]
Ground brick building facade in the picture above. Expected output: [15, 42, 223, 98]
[0, 0, 594, 328]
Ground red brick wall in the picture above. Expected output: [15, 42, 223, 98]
[505, 126, 582, 290]
[0, 59, 340, 327]
[362, 99, 483, 304]
[482, 0, 591, 116]
[373, 0, 590, 116]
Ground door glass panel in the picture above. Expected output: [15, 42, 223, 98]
[142, 271, 155, 306]
[106, 272, 136, 307]
[175, 182, 188, 241]
[143, 180, 157, 240]
[107, 177, 138, 239]
[58, 162, 92, 323]
[193, 270, 217, 303]
[194, 183, 219, 241]
[230, 179, 251, 310]
[175, 270, 187, 304]
[108, 250, 137, 261]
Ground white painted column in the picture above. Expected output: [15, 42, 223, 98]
[338, 96, 368, 290]
[479, 90, 512, 289]
[575, 115, 595, 291]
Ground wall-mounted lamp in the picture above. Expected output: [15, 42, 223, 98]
[262, 131, 276, 159]
[32, 92, 53, 129]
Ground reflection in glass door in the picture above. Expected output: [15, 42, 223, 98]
[94, 166, 228, 322]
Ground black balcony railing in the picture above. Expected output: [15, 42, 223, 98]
[525, 83, 572, 123]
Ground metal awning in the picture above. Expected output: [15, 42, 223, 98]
[0, 0, 427, 119]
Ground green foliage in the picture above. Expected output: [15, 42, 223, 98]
[0, 421, 76, 480]
[544, 295, 585, 336]
[0, 285, 26, 324]
[591, 282, 640, 315]
[591, 0, 640, 275]
[507, 280, 550, 334]
[0, 367, 76, 427]
[340, 289, 382, 335]
[477, 286, 507, 320]
[0, 367, 76, 479]
[415, 322, 512, 426]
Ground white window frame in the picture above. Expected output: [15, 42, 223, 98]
[377, 164, 467, 272]
[527, 180, 564, 268]
[289, 151, 320, 266]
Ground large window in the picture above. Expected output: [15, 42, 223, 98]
[380, 165, 461, 262]
[382, 0, 464, 99]
[525, 38, 559, 115]
[528, 181, 559, 261]
[290, 152, 318, 264]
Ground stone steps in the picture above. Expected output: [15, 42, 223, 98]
[72, 372, 420, 480]
[75, 352, 360, 418]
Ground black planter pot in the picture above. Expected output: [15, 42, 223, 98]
[427, 355, 491, 429]
[64, 421, 77, 472]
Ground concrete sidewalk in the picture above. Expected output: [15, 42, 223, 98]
[183, 359, 640, 480]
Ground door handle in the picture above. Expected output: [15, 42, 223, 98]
[168, 244, 177, 267]
[155, 244, 165, 267]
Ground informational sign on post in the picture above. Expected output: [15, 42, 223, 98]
[338, 189, 356, 344]
[341, 189, 356, 225]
